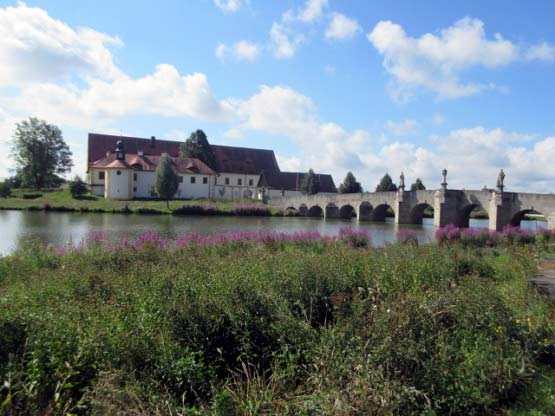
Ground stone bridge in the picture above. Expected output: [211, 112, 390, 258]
[269, 189, 555, 231]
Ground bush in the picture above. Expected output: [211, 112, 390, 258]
[172, 205, 221, 216]
[0, 180, 11, 198]
[69, 175, 88, 198]
[233, 204, 272, 216]
[22, 192, 43, 199]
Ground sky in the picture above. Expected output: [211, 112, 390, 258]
[0, 0, 555, 192]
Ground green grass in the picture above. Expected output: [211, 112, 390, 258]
[0, 188, 274, 215]
[1, 238, 554, 415]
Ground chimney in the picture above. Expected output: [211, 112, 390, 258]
[150, 136, 156, 148]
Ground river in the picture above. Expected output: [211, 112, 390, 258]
[0, 210, 547, 256]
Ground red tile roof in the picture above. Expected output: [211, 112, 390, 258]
[90, 153, 216, 175]
[88, 133, 280, 174]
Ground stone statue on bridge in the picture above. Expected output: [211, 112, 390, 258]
[497, 169, 505, 193]
[399, 172, 405, 191]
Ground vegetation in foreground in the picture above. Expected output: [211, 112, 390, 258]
[0, 229, 554, 415]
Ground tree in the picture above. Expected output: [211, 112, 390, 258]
[180, 130, 218, 171]
[155, 153, 179, 209]
[375, 173, 397, 192]
[69, 175, 87, 198]
[10, 117, 73, 189]
[301, 169, 320, 195]
[0, 180, 11, 198]
[338, 171, 363, 193]
[411, 178, 426, 191]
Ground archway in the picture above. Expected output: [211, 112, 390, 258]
[410, 203, 434, 225]
[307, 205, 323, 218]
[510, 209, 547, 229]
[373, 204, 395, 222]
[458, 204, 488, 228]
[339, 204, 356, 220]
[299, 204, 308, 216]
[285, 207, 297, 217]
[358, 202, 373, 221]
[325, 203, 339, 219]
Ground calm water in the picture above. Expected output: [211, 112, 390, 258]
[0, 211, 547, 256]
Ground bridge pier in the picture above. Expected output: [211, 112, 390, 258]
[394, 191, 413, 224]
[548, 214, 555, 230]
[488, 192, 513, 231]
[433, 190, 459, 228]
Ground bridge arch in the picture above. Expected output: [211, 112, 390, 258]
[457, 204, 488, 228]
[358, 202, 373, 221]
[325, 203, 339, 219]
[410, 203, 434, 225]
[307, 205, 323, 218]
[510, 209, 546, 228]
[373, 203, 395, 222]
[339, 204, 356, 219]
[299, 204, 308, 216]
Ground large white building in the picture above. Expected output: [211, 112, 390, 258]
[86, 133, 337, 200]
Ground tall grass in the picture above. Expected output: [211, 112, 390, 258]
[0, 229, 553, 415]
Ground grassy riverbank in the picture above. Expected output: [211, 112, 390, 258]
[1, 230, 554, 415]
[0, 188, 280, 216]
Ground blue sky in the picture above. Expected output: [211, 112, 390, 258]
[1, 0, 554, 191]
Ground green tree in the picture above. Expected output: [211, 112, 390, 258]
[69, 175, 87, 198]
[375, 173, 397, 192]
[155, 153, 179, 209]
[0, 180, 11, 198]
[10, 117, 73, 189]
[180, 130, 218, 171]
[411, 178, 426, 191]
[338, 171, 363, 193]
[301, 169, 320, 195]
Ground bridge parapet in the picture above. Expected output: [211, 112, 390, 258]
[270, 189, 555, 230]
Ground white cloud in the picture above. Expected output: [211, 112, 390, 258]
[216, 40, 260, 61]
[213, 0, 244, 14]
[386, 119, 418, 136]
[431, 113, 446, 125]
[526, 41, 555, 62]
[367, 17, 519, 101]
[276, 155, 302, 172]
[325, 13, 361, 40]
[270, 23, 303, 59]
[284, 0, 328, 24]
[0, 3, 123, 86]
[224, 128, 242, 139]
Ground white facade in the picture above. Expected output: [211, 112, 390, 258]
[88, 167, 215, 200]
[106, 168, 132, 200]
[88, 168, 106, 197]
[214, 173, 260, 200]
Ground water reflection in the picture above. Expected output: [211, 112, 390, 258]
[0, 210, 548, 256]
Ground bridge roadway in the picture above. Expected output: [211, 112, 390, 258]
[269, 189, 555, 231]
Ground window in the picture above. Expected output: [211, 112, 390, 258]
[133, 173, 137, 181]
[190, 176, 196, 184]
[237, 178, 242, 186]
[178, 176, 183, 183]
[116, 170, 122, 176]
[249, 179, 253, 186]
[225, 177, 230, 185]
[98, 171, 105, 180]
[203, 177, 208, 184]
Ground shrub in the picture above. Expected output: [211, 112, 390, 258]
[172, 205, 220, 216]
[338, 226, 370, 248]
[0, 180, 11, 198]
[396, 228, 418, 245]
[22, 192, 43, 199]
[233, 204, 272, 216]
[68, 175, 88, 198]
